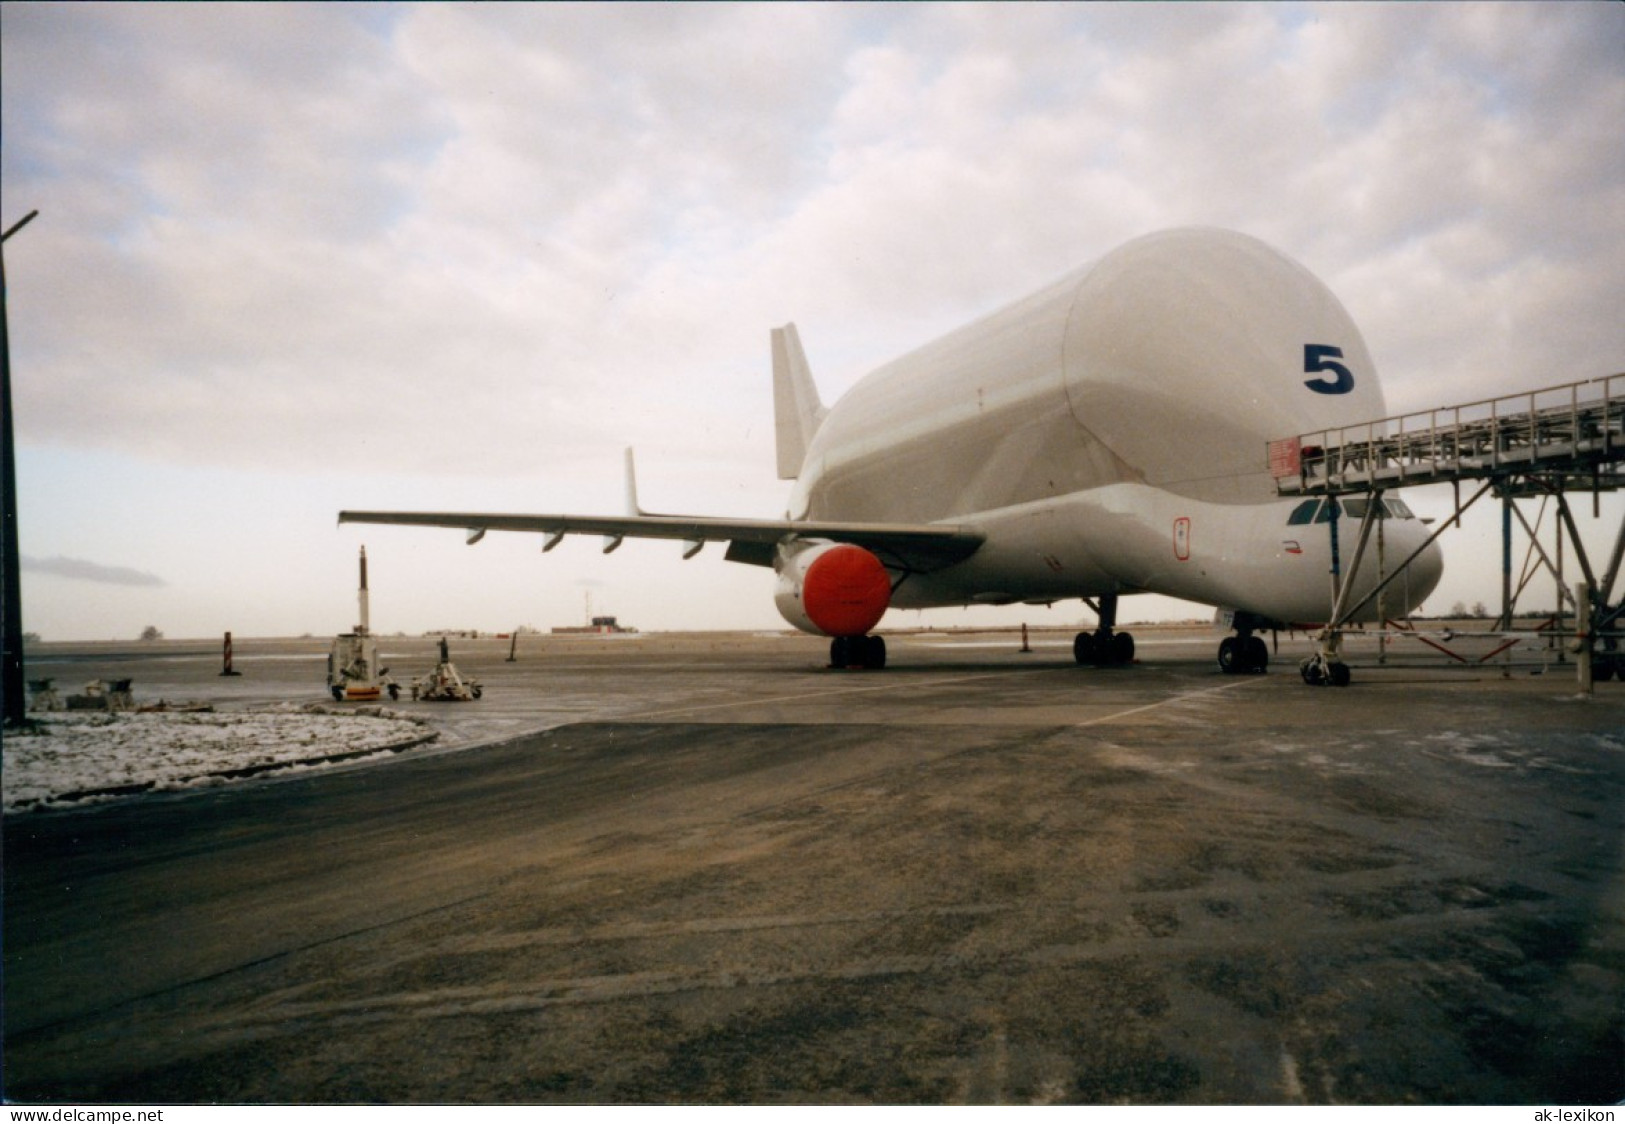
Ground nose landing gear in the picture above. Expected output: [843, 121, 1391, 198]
[1299, 630, 1352, 687]
[1299, 653, 1351, 686]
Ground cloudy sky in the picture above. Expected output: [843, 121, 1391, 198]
[4, 2, 1622, 642]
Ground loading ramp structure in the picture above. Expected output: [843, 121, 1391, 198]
[1268, 373, 1624, 689]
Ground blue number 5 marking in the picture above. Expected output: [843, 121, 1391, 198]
[1304, 344, 1354, 395]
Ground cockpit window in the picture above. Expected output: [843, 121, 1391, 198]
[1287, 499, 1331, 525]
[1343, 497, 1417, 520]
[1289, 497, 1417, 525]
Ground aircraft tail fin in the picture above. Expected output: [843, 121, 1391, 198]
[772, 323, 828, 480]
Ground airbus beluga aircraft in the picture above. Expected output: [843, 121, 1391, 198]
[341, 228, 1443, 680]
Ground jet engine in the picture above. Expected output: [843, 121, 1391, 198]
[774, 541, 892, 637]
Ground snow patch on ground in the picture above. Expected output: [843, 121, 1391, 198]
[3, 705, 437, 813]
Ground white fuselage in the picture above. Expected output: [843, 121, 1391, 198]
[785, 229, 1442, 626]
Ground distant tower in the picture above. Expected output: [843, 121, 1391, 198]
[356, 546, 370, 635]
[329, 544, 393, 701]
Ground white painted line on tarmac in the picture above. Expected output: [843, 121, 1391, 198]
[1071, 677, 1261, 728]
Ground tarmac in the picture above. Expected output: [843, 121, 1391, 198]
[4, 627, 1622, 1104]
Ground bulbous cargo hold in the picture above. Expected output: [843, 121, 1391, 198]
[788, 227, 1387, 525]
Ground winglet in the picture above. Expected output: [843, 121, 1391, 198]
[624, 447, 644, 516]
[772, 323, 827, 480]
[609, 447, 643, 553]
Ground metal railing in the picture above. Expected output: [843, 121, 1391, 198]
[1272, 373, 1624, 495]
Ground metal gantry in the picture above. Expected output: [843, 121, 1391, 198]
[1269, 373, 1624, 689]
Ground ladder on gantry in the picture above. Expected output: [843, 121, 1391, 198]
[1267, 372, 1624, 688]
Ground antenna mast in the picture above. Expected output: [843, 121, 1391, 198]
[356, 546, 370, 635]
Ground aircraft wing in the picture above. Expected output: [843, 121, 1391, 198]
[337, 509, 985, 572]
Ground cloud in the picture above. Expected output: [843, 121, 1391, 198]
[22, 555, 166, 588]
[6, 3, 1622, 474]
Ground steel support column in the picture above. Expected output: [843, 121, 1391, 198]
[2, 209, 39, 728]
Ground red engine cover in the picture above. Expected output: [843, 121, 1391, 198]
[802, 544, 892, 637]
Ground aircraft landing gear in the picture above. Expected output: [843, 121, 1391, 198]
[1074, 594, 1135, 666]
[830, 634, 887, 670]
[1073, 629, 1135, 665]
[1299, 653, 1351, 687]
[1592, 631, 1620, 682]
[1299, 630, 1351, 687]
[1217, 632, 1270, 674]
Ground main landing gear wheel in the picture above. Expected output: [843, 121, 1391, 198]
[1218, 635, 1270, 674]
[1073, 630, 1135, 666]
[830, 634, 886, 670]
